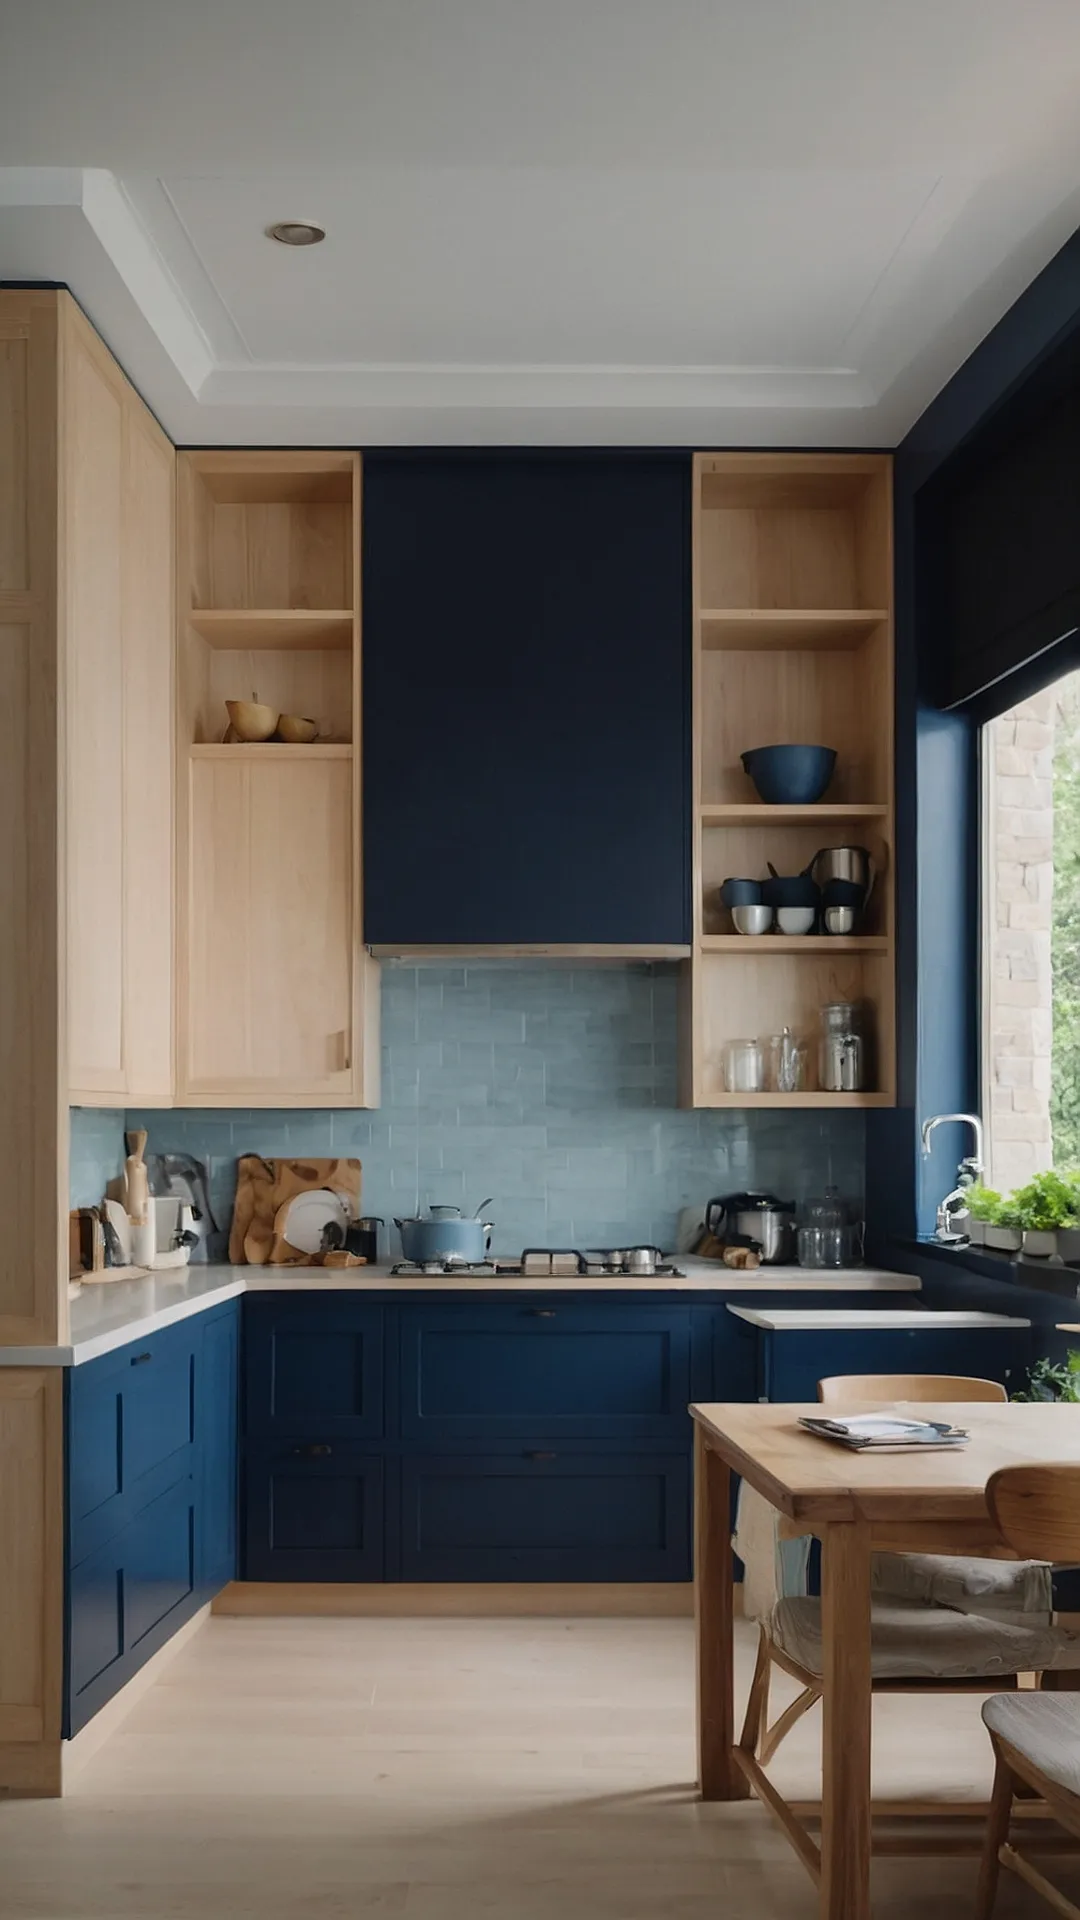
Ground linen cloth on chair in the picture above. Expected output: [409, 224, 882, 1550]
[769, 1593, 1080, 1681]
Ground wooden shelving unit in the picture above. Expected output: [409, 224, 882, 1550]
[682, 452, 896, 1109]
[175, 450, 379, 1108]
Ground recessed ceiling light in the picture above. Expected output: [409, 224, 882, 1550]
[267, 221, 326, 247]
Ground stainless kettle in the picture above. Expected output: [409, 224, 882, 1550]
[809, 845, 876, 904]
[705, 1191, 797, 1265]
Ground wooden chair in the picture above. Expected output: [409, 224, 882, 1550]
[817, 1374, 1053, 1623]
[977, 1465, 1080, 1918]
[740, 1374, 1063, 1774]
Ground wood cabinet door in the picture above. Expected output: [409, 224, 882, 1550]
[64, 304, 175, 1105]
[180, 755, 356, 1101]
[65, 318, 126, 1095]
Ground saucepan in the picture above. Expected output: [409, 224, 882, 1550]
[394, 1200, 494, 1265]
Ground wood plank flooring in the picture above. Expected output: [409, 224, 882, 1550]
[1, 1614, 1075, 1917]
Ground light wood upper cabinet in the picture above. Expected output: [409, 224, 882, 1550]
[63, 305, 175, 1106]
[175, 451, 379, 1107]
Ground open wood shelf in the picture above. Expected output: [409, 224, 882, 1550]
[699, 935, 890, 955]
[684, 450, 896, 1109]
[187, 609, 354, 650]
[699, 1090, 895, 1110]
[189, 743, 352, 761]
[700, 609, 889, 650]
[701, 802, 889, 826]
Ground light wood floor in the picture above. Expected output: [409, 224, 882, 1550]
[1, 1614, 1075, 1917]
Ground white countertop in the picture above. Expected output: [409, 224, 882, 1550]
[5, 1259, 921, 1367]
[727, 1306, 1030, 1332]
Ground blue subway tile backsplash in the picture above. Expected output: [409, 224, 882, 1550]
[69, 1108, 126, 1208]
[124, 963, 864, 1255]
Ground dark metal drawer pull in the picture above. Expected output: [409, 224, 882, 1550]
[129, 1351, 153, 1366]
[293, 1443, 333, 1458]
[524, 1450, 557, 1460]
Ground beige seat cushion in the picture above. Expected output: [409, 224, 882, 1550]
[983, 1692, 1080, 1798]
[872, 1552, 1053, 1619]
[770, 1595, 1080, 1681]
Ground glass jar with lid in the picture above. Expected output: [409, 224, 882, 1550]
[819, 1002, 866, 1092]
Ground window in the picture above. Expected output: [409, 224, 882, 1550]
[983, 666, 1080, 1189]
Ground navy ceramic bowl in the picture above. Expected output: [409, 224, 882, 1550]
[719, 877, 763, 907]
[741, 743, 836, 805]
[763, 873, 821, 910]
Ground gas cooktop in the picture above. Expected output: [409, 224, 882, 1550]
[389, 1247, 685, 1279]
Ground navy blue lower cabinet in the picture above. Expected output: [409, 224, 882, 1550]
[399, 1304, 692, 1445]
[68, 1478, 198, 1735]
[243, 1444, 384, 1582]
[65, 1301, 240, 1737]
[68, 1319, 198, 1567]
[399, 1452, 690, 1582]
[198, 1303, 239, 1596]
[244, 1298, 384, 1442]
[755, 1324, 1029, 1402]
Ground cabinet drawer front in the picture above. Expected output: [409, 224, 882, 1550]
[244, 1445, 384, 1582]
[401, 1306, 692, 1440]
[124, 1480, 197, 1649]
[245, 1303, 384, 1440]
[400, 1452, 690, 1582]
[68, 1325, 198, 1565]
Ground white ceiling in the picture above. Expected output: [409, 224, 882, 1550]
[2, 0, 1080, 445]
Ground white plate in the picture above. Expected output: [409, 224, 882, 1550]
[279, 1189, 351, 1255]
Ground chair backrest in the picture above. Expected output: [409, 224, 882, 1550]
[988, 1465, 1080, 1562]
[817, 1373, 1008, 1405]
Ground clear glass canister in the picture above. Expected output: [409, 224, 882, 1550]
[818, 1003, 865, 1092]
[767, 1027, 808, 1093]
[722, 1038, 765, 1093]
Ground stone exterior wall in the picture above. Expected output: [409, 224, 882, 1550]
[986, 689, 1055, 1192]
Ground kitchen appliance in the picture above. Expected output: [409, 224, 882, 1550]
[819, 1002, 867, 1091]
[722, 1038, 765, 1093]
[731, 904, 773, 935]
[345, 1215, 384, 1261]
[740, 743, 836, 805]
[388, 1246, 687, 1280]
[810, 845, 877, 905]
[706, 1192, 797, 1264]
[394, 1201, 494, 1267]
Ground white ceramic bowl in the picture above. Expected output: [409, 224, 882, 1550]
[777, 906, 816, 935]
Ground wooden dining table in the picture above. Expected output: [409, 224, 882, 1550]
[691, 1399, 1080, 1920]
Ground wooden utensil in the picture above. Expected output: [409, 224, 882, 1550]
[123, 1128, 150, 1225]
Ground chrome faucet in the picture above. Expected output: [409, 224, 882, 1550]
[920, 1113, 985, 1244]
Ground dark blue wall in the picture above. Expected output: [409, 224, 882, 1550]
[867, 228, 1080, 1247]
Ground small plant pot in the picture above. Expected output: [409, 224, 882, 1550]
[965, 1217, 985, 1246]
[1056, 1227, 1080, 1266]
[985, 1225, 1023, 1252]
[1022, 1229, 1059, 1259]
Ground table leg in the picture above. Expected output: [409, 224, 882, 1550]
[819, 1518, 872, 1920]
[694, 1424, 748, 1799]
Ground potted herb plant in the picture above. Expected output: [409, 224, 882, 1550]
[1011, 1170, 1080, 1258]
[963, 1185, 1000, 1247]
[984, 1198, 1023, 1253]
[1012, 1350, 1080, 1401]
